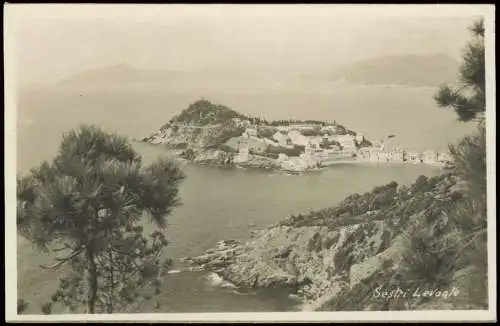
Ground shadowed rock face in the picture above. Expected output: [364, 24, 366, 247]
[181, 172, 479, 311]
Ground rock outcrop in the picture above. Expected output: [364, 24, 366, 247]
[180, 172, 484, 311]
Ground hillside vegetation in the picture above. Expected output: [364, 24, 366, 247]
[168, 99, 247, 127]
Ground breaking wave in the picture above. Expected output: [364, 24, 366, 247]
[206, 272, 237, 289]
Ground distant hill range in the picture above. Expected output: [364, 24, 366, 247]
[59, 54, 460, 87]
[330, 54, 460, 87]
[57, 63, 298, 86]
[58, 63, 189, 86]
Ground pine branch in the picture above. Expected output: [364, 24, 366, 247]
[40, 247, 85, 270]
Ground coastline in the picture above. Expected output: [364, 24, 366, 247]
[138, 141, 451, 174]
[177, 171, 480, 312]
[139, 99, 454, 175]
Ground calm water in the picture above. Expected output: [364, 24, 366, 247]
[15, 83, 471, 313]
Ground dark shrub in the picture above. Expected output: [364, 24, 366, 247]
[301, 128, 323, 137]
[412, 175, 431, 193]
[398, 222, 461, 290]
[218, 144, 238, 153]
[207, 127, 246, 147]
[180, 148, 196, 161]
[41, 302, 52, 315]
[254, 150, 279, 159]
[266, 145, 304, 157]
[169, 142, 188, 149]
[257, 127, 277, 139]
[17, 299, 29, 314]
[172, 99, 245, 126]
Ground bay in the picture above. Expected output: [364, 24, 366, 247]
[15, 83, 469, 313]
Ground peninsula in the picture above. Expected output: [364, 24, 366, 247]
[143, 99, 452, 173]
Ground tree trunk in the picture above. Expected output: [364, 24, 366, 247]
[107, 250, 114, 313]
[87, 249, 98, 314]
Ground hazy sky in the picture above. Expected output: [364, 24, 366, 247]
[6, 4, 486, 84]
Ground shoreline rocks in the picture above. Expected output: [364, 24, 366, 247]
[179, 173, 479, 311]
[180, 240, 244, 272]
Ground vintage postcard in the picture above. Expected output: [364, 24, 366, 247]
[4, 3, 496, 323]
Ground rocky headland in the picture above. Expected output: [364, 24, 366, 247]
[180, 172, 486, 311]
[142, 99, 372, 173]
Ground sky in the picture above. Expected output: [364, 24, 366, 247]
[5, 4, 487, 85]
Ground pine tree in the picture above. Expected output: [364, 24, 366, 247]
[433, 18, 488, 308]
[434, 18, 486, 123]
[17, 125, 186, 313]
[394, 18, 489, 311]
[434, 17, 487, 197]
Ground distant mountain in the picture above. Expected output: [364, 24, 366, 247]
[58, 55, 459, 88]
[330, 54, 460, 87]
[57, 63, 299, 87]
[58, 63, 189, 85]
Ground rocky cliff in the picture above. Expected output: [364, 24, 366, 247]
[181, 172, 486, 311]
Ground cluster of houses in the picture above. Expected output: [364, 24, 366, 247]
[356, 146, 453, 166]
[228, 127, 453, 172]
[230, 127, 362, 171]
[272, 130, 361, 150]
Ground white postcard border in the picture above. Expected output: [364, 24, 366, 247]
[4, 3, 497, 323]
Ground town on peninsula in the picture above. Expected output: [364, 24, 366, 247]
[143, 99, 453, 173]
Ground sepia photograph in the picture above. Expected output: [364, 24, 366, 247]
[4, 3, 496, 323]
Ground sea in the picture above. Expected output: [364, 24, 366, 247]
[14, 81, 476, 313]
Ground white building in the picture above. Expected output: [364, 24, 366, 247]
[226, 136, 268, 154]
[277, 124, 318, 132]
[390, 149, 405, 162]
[356, 147, 394, 163]
[263, 137, 278, 146]
[277, 153, 289, 162]
[300, 152, 321, 168]
[378, 149, 406, 163]
[423, 150, 439, 165]
[234, 141, 249, 163]
[243, 128, 258, 138]
[367, 148, 382, 162]
[233, 118, 252, 128]
[407, 152, 422, 163]
[325, 135, 357, 149]
[320, 149, 356, 165]
[338, 135, 357, 149]
[273, 131, 294, 148]
[309, 137, 323, 151]
[356, 146, 408, 164]
[371, 140, 385, 151]
[378, 151, 392, 162]
[278, 155, 312, 172]
[280, 158, 307, 172]
[356, 148, 371, 162]
[288, 130, 310, 147]
[278, 145, 322, 172]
